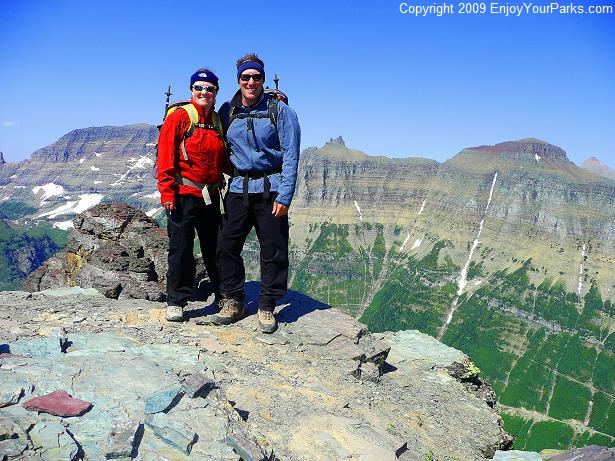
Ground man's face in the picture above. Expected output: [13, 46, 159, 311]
[239, 70, 264, 104]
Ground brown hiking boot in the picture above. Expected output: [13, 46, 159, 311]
[209, 297, 245, 325]
[257, 310, 277, 334]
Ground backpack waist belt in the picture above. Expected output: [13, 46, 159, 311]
[233, 167, 283, 206]
[174, 175, 226, 213]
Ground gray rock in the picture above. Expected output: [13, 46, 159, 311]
[493, 451, 542, 461]
[144, 384, 184, 414]
[284, 308, 366, 346]
[0, 437, 28, 459]
[103, 420, 142, 459]
[29, 421, 79, 461]
[0, 387, 24, 408]
[0, 416, 19, 441]
[144, 413, 197, 454]
[380, 330, 466, 369]
[254, 333, 289, 346]
[224, 426, 267, 461]
[181, 373, 214, 398]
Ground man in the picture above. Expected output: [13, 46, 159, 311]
[213, 54, 301, 333]
[157, 68, 227, 322]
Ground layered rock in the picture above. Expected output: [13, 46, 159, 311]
[582, 156, 615, 181]
[22, 203, 171, 300]
[0, 287, 512, 460]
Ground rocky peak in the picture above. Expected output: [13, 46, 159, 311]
[463, 138, 571, 163]
[29, 124, 159, 163]
[0, 151, 5, 164]
[581, 155, 615, 180]
[325, 135, 346, 147]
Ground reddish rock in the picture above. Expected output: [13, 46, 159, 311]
[22, 390, 92, 417]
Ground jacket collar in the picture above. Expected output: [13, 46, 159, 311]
[189, 99, 212, 121]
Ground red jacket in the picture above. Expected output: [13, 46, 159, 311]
[157, 100, 227, 204]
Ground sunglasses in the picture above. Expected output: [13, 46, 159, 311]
[191, 85, 217, 93]
[239, 73, 263, 82]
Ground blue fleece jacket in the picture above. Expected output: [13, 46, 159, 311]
[219, 91, 301, 207]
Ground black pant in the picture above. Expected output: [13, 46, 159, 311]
[217, 192, 289, 311]
[167, 194, 221, 306]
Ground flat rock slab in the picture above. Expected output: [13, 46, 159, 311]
[547, 445, 615, 461]
[283, 308, 366, 345]
[22, 390, 92, 417]
[379, 330, 466, 369]
[181, 372, 214, 398]
[29, 421, 79, 461]
[493, 451, 542, 461]
[0, 386, 24, 408]
[144, 384, 184, 414]
[36, 287, 104, 297]
[145, 413, 197, 454]
[103, 420, 142, 459]
[254, 333, 289, 346]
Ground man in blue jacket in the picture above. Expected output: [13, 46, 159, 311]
[212, 53, 301, 333]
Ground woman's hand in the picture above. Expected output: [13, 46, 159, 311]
[272, 202, 288, 217]
[163, 201, 175, 211]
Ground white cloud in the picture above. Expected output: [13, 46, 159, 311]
[2, 121, 15, 128]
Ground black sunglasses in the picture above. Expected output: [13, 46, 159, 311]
[239, 73, 263, 82]
[192, 85, 217, 93]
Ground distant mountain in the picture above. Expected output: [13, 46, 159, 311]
[1, 127, 614, 450]
[582, 156, 615, 181]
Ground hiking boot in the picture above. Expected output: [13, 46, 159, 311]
[209, 298, 245, 325]
[257, 309, 277, 334]
[165, 304, 184, 322]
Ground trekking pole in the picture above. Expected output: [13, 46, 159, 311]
[163, 85, 172, 121]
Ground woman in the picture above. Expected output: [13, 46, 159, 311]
[157, 68, 228, 322]
[212, 53, 301, 333]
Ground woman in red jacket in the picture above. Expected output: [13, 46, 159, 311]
[157, 68, 227, 322]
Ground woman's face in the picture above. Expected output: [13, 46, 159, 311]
[239, 69, 264, 105]
[190, 80, 217, 111]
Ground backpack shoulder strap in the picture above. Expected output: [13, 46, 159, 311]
[212, 111, 223, 136]
[179, 103, 199, 161]
[267, 97, 279, 132]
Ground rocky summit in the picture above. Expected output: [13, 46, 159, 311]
[1, 287, 511, 460]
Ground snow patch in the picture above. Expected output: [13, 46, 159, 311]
[38, 193, 104, 219]
[440, 172, 498, 339]
[14, 185, 26, 189]
[32, 183, 65, 204]
[143, 191, 161, 199]
[111, 155, 154, 186]
[146, 143, 156, 147]
[418, 200, 426, 215]
[146, 207, 163, 217]
[411, 238, 423, 250]
[94, 152, 102, 157]
[93, 181, 102, 184]
[578, 244, 586, 295]
[90, 166, 100, 171]
[53, 220, 74, 230]
[79, 159, 85, 164]
[10, 174, 17, 179]
[353, 200, 363, 221]
[535, 154, 541, 162]
[400, 233, 411, 252]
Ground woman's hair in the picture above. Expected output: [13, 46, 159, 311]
[236, 54, 264, 69]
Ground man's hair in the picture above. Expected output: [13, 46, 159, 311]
[236, 54, 264, 69]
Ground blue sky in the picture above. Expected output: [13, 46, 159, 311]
[1, 0, 614, 168]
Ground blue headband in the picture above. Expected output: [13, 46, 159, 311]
[190, 70, 219, 88]
[236, 61, 265, 81]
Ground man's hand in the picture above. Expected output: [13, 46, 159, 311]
[272, 202, 288, 217]
[163, 201, 175, 211]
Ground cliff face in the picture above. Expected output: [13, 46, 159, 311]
[0, 288, 511, 460]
